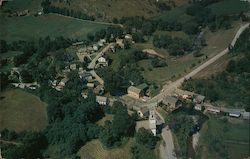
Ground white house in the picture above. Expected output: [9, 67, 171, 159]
[96, 96, 108, 105]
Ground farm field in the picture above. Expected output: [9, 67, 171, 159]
[197, 116, 249, 159]
[0, 89, 48, 132]
[0, 14, 109, 42]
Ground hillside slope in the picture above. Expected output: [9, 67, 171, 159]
[51, 0, 184, 20]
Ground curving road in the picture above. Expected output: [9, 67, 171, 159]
[148, 23, 250, 105]
[152, 23, 249, 159]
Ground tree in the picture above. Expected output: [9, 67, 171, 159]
[0, 40, 8, 53]
[135, 128, 158, 149]
[183, 22, 199, 35]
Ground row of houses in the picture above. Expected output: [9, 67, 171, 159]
[11, 82, 40, 90]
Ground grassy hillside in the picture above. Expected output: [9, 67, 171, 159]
[0, 89, 48, 132]
[77, 139, 132, 159]
[51, 0, 169, 20]
[197, 116, 249, 159]
[0, 14, 109, 42]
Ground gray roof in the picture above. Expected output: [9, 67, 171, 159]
[128, 86, 142, 94]
[61, 77, 69, 83]
[139, 107, 149, 115]
[195, 95, 205, 101]
[163, 96, 178, 105]
[243, 112, 250, 119]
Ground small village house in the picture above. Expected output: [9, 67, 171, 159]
[69, 64, 77, 70]
[116, 39, 124, 49]
[96, 96, 108, 105]
[137, 107, 149, 118]
[161, 96, 181, 111]
[125, 34, 133, 40]
[87, 82, 95, 89]
[193, 94, 205, 104]
[93, 44, 99, 51]
[207, 107, 220, 114]
[194, 104, 203, 111]
[242, 112, 250, 121]
[127, 86, 143, 99]
[229, 111, 241, 118]
[137, 83, 149, 96]
[58, 77, 69, 87]
[97, 56, 108, 67]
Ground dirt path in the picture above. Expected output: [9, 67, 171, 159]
[160, 127, 177, 159]
[51, 13, 123, 27]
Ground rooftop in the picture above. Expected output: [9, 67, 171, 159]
[128, 86, 142, 94]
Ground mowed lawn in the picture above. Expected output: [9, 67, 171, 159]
[0, 89, 48, 132]
[197, 116, 249, 159]
[0, 14, 109, 42]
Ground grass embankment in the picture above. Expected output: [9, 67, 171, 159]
[0, 14, 109, 42]
[0, 89, 48, 132]
[197, 116, 249, 159]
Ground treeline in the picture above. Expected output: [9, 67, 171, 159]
[41, 0, 94, 21]
[182, 28, 250, 111]
[153, 35, 192, 56]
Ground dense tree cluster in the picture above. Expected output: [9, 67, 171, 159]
[1, 130, 48, 159]
[135, 128, 158, 149]
[186, 0, 236, 31]
[153, 35, 193, 56]
[99, 101, 135, 148]
[151, 58, 167, 68]
[166, 112, 195, 157]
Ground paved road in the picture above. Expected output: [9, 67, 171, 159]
[87, 43, 114, 69]
[89, 70, 104, 85]
[146, 23, 249, 159]
[160, 127, 177, 159]
[148, 23, 250, 104]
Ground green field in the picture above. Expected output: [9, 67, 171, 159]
[0, 89, 48, 132]
[197, 116, 249, 159]
[207, 0, 250, 16]
[0, 14, 109, 42]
